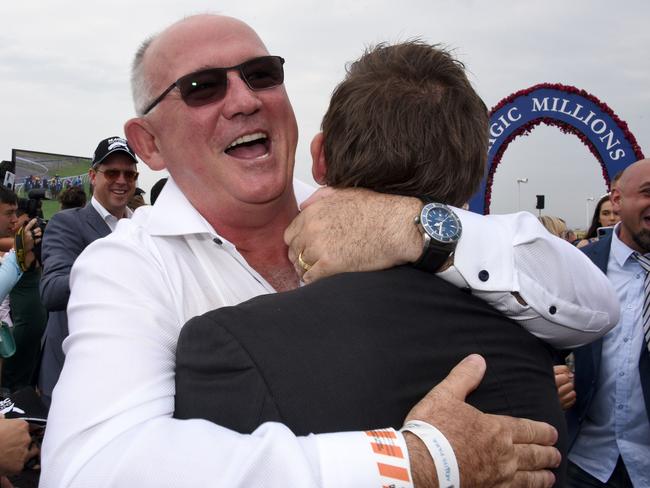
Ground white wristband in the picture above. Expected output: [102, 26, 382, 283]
[401, 420, 460, 488]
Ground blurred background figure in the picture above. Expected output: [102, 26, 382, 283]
[128, 187, 146, 210]
[538, 215, 568, 238]
[1, 208, 47, 393]
[576, 194, 620, 248]
[57, 187, 86, 211]
[149, 177, 167, 205]
[38, 136, 137, 407]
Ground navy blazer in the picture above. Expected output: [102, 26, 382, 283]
[38, 203, 111, 405]
[568, 235, 650, 447]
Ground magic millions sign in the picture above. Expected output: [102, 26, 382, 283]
[468, 83, 645, 214]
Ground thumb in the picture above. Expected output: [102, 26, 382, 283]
[434, 354, 486, 401]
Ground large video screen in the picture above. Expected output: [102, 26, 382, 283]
[11, 148, 91, 198]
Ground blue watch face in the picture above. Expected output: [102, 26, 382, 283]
[421, 203, 462, 243]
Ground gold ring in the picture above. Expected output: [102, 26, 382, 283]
[298, 251, 312, 272]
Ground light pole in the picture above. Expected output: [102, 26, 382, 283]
[516, 178, 528, 211]
[586, 196, 595, 227]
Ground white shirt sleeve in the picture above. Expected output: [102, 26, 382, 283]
[440, 209, 619, 349]
[39, 234, 384, 488]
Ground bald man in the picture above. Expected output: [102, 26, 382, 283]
[567, 159, 650, 487]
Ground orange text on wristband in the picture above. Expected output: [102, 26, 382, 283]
[365, 428, 414, 488]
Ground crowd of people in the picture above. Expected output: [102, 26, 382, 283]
[0, 12, 648, 488]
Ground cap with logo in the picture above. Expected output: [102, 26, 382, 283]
[91, 136, 138, 168]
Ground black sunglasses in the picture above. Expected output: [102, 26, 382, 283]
[95, 168, 139, 182]
[143, 55, 285, 115]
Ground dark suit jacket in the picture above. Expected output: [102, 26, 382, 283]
[175, 266, 567, 484]
[38, 203, 111, 404]
[568, 235, 650, 447]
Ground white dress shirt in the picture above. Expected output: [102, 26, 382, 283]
[90, 196, 133, 232]
[41, 178, 619, 487]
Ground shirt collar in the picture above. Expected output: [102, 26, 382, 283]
[611, 222, 643, 267]
[138, 176, 315, 239]
[90, 196, 133, 222]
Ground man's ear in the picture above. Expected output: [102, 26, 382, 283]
[610, 188, 622, 213]
[310, 132, 328, 185]
[124, 117, 166, 171]
[88, 168, 96, 187]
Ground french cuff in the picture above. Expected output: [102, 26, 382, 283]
[315, 429, 413, 488]
[517, 272, 612, 348]
[450, 207, 516, 290]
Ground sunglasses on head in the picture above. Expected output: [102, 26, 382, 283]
[143, 55, 285, 115]
[95, 168, 139, 182]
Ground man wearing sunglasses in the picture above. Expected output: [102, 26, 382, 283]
[38, 136, 138, 407]
[41, 14, 614, 488]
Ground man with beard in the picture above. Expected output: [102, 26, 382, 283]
[567, 159, 650, 487]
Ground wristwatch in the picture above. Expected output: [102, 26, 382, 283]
[413, 202, 462, 272]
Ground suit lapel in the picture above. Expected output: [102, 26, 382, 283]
[81, 203, 111, 239]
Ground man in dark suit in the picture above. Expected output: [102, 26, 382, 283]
[567, 159, 650, 487]
[175, 42, 568, 485]
[38, 136, 138, 406]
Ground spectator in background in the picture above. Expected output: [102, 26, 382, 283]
[567, 159, 650, 487]
[149, 177, 167, 205]
[0, 187, 41, 396]
[576, 194, 620, 248]
[128, 187, 146, 210]
[538, 216, 577, 243]
[1, 208, 47, 392]
[38, 136, 137, 407]
[538, 215, 568, 238]
[57, 187, 86, 210]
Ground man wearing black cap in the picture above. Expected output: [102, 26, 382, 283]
[38, 136, 138, 406]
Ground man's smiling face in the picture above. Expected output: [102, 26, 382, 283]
[142, 15, 299, 213]
[89, 154, 137, 218]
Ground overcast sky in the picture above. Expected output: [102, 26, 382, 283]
[1, 0, 648, 228]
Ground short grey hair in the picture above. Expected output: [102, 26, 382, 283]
[131, 35, 156, 116]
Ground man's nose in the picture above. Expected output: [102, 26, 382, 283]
[221, 70, 263, 119]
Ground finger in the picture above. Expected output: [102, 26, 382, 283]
[511, 470, 555, 488]
[557, 382, 574, 397]
[554, 373, 570, 388]
[429, 354, 486, 401]
[26, 443, 40, 460]
[298, 186, 336, 211]
[497, 416, 558, 446]
[560, 393, 576, 410]
[24, 218, 38, 231]
[514, 443, 560, 471]
[553, 365, 569, 374]
[284, 220, 305, 265]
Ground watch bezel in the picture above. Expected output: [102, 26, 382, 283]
[419, 202, 462, 244]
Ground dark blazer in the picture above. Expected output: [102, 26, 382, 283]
[175, 266, 567, 484]
[38, 203, 111, 405]
[568, 235, 650, 447]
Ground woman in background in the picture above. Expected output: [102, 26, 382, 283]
[576, 194, 620, 248]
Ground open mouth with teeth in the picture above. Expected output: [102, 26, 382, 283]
[225, 132, 270, 159]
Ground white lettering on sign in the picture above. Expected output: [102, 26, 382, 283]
[482, 96, 629, 161]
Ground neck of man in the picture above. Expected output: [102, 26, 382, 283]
[196, 191, 301, 292]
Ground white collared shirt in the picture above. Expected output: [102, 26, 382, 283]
[41, 178, 618, 488]
[90, 196, 133, 232]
